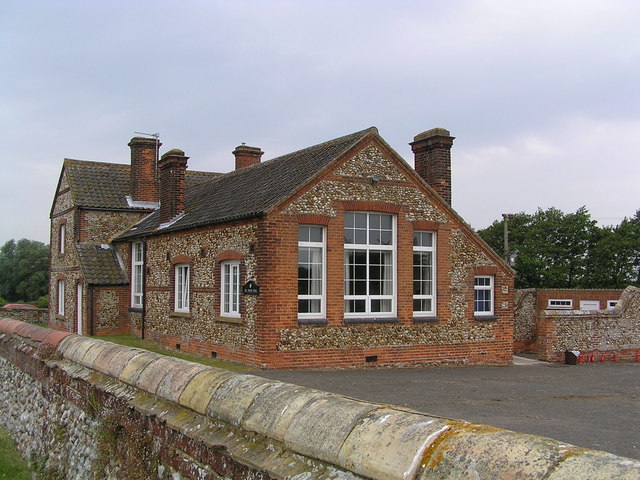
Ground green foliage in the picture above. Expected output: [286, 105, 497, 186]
[478, 207, 639, 289]
[29, 453, 63, 480]
[585, 210, 640, 288]
[0, 427, 31, 480]
[0, 297, 6, 307]
[0, 239, 50, 303]
[34, 295, 49, 308]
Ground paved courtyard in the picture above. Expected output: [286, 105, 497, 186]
[257, 358, 640, 460]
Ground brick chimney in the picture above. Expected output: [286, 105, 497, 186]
[158, 149, 189, 223]
[233, 144, 264, 170]
[410, 128, 455, 205]
[128, 137, 161, 203]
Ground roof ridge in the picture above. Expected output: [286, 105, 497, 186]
[209, 126, 378, 182]
[64, 158, 220, 176]
[65, 158, 129, 169]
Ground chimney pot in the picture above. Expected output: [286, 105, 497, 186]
[233, 145, 264, 170]
[410, 128, 455, 205]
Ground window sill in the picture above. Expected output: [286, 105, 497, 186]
[129, 307, 143, 313]
[298, 318, 328, 326]
[170, 312, 191, 319]
[344, 317, 399, 325]
[474, 315, 497, 322]
[413, 316, 439, 323]
[215, 316, 243, 324]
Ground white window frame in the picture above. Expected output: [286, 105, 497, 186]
[221, 260, 241, 317]
[344, 212, 396, 318]
[607, 300, 618, 309]
[298, 225, 326, 319]
[131, 242, 144, 308]
[413, 231, 436, 316]
[57, 280, 65, 316]
[474, 275, 494, 316]
[548, 299, 572, 309]
[59, 223, 66, 254]
[174, 264, 190, 313]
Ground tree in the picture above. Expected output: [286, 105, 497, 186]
[0, 239, 50, 302]
[478, 207, 599, 289]
[585, 210, 640, 288]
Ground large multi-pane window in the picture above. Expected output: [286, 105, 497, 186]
[298, 225, 325, 317]
[131, 242, 144, 308]
[221, 261, 241, 317]
[474, 275, 494, 316]
[344, 212, 395, 316]
[174, 264, 190, 313]
[413, 231, 435, 316]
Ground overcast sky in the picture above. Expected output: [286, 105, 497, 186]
[1, 0, 638, 246]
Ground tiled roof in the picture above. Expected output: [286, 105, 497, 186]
[76, 243, 128, 285]
[119, 127, 376, 238]
[63, 159, 220, 210]
[65, 160, 131, 209]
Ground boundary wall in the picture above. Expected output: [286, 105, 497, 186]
[0, 306, 47, 325]
[1, 318, 639, 480]
[538, 287, 640, 362]
[514, 288, 625, 355]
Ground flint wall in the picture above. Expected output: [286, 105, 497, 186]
[1, 318, 639, 479]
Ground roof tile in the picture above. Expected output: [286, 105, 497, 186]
[119, 127, 376, 238]
[76, 243, 128, 285]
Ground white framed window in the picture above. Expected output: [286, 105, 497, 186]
[298, 225, 325, 317]
[221, 260, 241, 317]
[344, 212, 396, 316]
[474, 275, 494, 316]
[174, 264, 190, 313]
[131, 242, 144, 308]
[57, 280, 65, 316]
[607, 300, 618, 309]
[59, 223, 66, 254]
[548, 299, 572, 309]
[413, 231, 435, 316]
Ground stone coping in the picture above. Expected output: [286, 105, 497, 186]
[2, 317, 640, 479]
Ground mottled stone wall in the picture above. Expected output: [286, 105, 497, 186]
[48, 270, 82, 333]
[0, 356, 99, 479]
[83, 210, 147, 243]
[145, 223, 258, 349]
[95, 289, 120, 330]
[283, 145, 447, 223]
[277, 322, 495, 351]
[539, 287, 640, 361]
[0, 307, 47, 325]
[50, 174, 80, 329]
[514, 289, 537, 343]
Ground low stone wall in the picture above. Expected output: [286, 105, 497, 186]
[538, 286, 640, 362]
[1, 319, 639, 479]
[0, 306, 47, 325]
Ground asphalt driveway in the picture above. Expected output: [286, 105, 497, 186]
[257, 358, 640, 460]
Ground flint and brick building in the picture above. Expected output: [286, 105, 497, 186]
[49, 127, 515, 368]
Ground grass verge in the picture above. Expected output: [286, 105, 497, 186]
[0, 427, 30, 480]
[93, 334, 253, 372]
